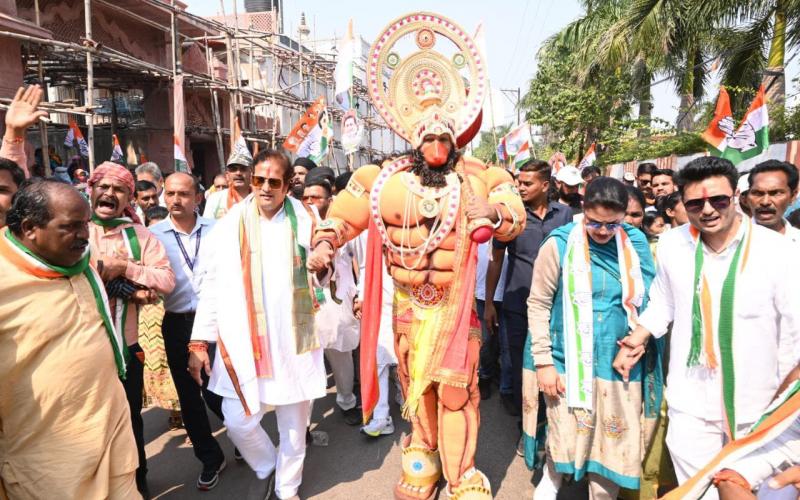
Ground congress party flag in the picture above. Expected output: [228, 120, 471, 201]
[702, 85, 769, 165]
[578, 143, 596, 169]
[283, 96, 326, 153]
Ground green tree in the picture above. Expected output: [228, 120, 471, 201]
[521, 46, 635, 160]
[472, 125, 510, 164]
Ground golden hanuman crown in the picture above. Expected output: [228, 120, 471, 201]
[366, 13, 487, 149]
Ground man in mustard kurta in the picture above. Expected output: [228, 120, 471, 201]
[0, 179, 139, 499]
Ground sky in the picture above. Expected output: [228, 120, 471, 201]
[184, 0, 797, 132]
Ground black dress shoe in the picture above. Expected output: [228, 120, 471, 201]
[478, 378, 492, 400]
[341, 406, 362, 426]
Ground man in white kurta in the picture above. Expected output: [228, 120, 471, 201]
[613, 157, 800, 499]
[190, 152, 326, 500]
[304, 171, 361, 425]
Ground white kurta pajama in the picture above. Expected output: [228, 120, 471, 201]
[316, 237, 361, 412]
[192, 196, 326, 500]
[638, 221, 800, 498]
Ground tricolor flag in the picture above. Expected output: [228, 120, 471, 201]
[503, 124, 532, 157]
[110, 134, 124, 163]
[298, 110, 334, 164]
[283, 96, 326, 152]
[499, 124, 532, 170]
[65, 119, 89, 158]
[702, 85, 769, 165]
[174, 135, 189, 173]
[63, 124, 74, 147]
[334, 19, 358, 111]
[578, 143, 596, 169]
[514, 140, 531, 171]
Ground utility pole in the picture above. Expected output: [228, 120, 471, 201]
[501, 87, 521, 126]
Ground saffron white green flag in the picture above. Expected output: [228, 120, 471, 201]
[513, 140, 531, 171]
[174, 135, 189, 173]
[297, 111, 334, 164]
[702, 85, 769, 165]
[578, 143, 596, 169]
[110, 134, 124, 163]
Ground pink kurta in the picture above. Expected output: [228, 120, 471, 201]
[88, 222, 175, 345]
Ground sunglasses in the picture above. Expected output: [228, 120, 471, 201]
[683, 195, 732, 214]
[226, 165, 250, 173]
[585, 220, 622, 231]
[251, 176, 284, 190]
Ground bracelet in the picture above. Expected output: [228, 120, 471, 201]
[313, 239, 335, 252]
[492, 207, 503, 229]
[187, 341, 209, 353]
[3, 136, 23, 145]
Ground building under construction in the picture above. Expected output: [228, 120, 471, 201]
[0, 0, 397, 183]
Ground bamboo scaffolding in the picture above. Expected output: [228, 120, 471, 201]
[0, 0, 393, 172]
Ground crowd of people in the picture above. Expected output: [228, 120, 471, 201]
[2, 78, 800, 500]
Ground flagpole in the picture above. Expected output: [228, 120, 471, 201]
[83, 0, 95, 172]
[487, 80, 499, 161]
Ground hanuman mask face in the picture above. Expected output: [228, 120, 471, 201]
[419, 134, 453, 167]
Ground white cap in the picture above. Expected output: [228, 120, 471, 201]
[737, 174, 750, 194]
[556, 165, 583, 186]
[623, 172, 636, 182]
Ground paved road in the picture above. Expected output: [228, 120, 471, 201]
[143, 376, 541, 499]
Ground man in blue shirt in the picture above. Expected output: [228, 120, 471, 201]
[485, 160, 572, 420]
[150, 172, 228, 491]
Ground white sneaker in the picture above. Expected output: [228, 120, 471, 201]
[361, 417, 395, 437]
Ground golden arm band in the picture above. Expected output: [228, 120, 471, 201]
[488, 183, 525, 241]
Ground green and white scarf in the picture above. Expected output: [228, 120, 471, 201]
[562, 222, 644, 410]
[92, 215, 141, 359]
[1, 227, 127, 377]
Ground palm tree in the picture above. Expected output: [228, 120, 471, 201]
[700, 0, 800, 108]
[600, 0, 716, 131]
[546, 0, 660, 132]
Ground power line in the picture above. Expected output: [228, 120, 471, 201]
[501, 0, 532, 85]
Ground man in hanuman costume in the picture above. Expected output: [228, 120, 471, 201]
[307, 12, 525, 499]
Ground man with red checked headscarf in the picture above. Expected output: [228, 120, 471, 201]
[88, 161, 175, 499]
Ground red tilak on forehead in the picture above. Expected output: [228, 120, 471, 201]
[701, 187, 708, 198]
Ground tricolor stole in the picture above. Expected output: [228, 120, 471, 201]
[688, 218, 753, 438]
[562, 223, 644, 410]
[0, 227, 127, 377]
[238, 198, 319, 379]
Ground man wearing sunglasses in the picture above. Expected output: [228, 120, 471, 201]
[190, 149, 326, 500]
[203, 149, 253, 220]
[614, 156, 800, 497]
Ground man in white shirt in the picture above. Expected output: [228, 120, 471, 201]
[613, 156, 800, 498]
[189, 150, 326, 500]
[150, 172, 228, 491]
[303, 168, 361, 426]
[746, 160, 800, 246]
